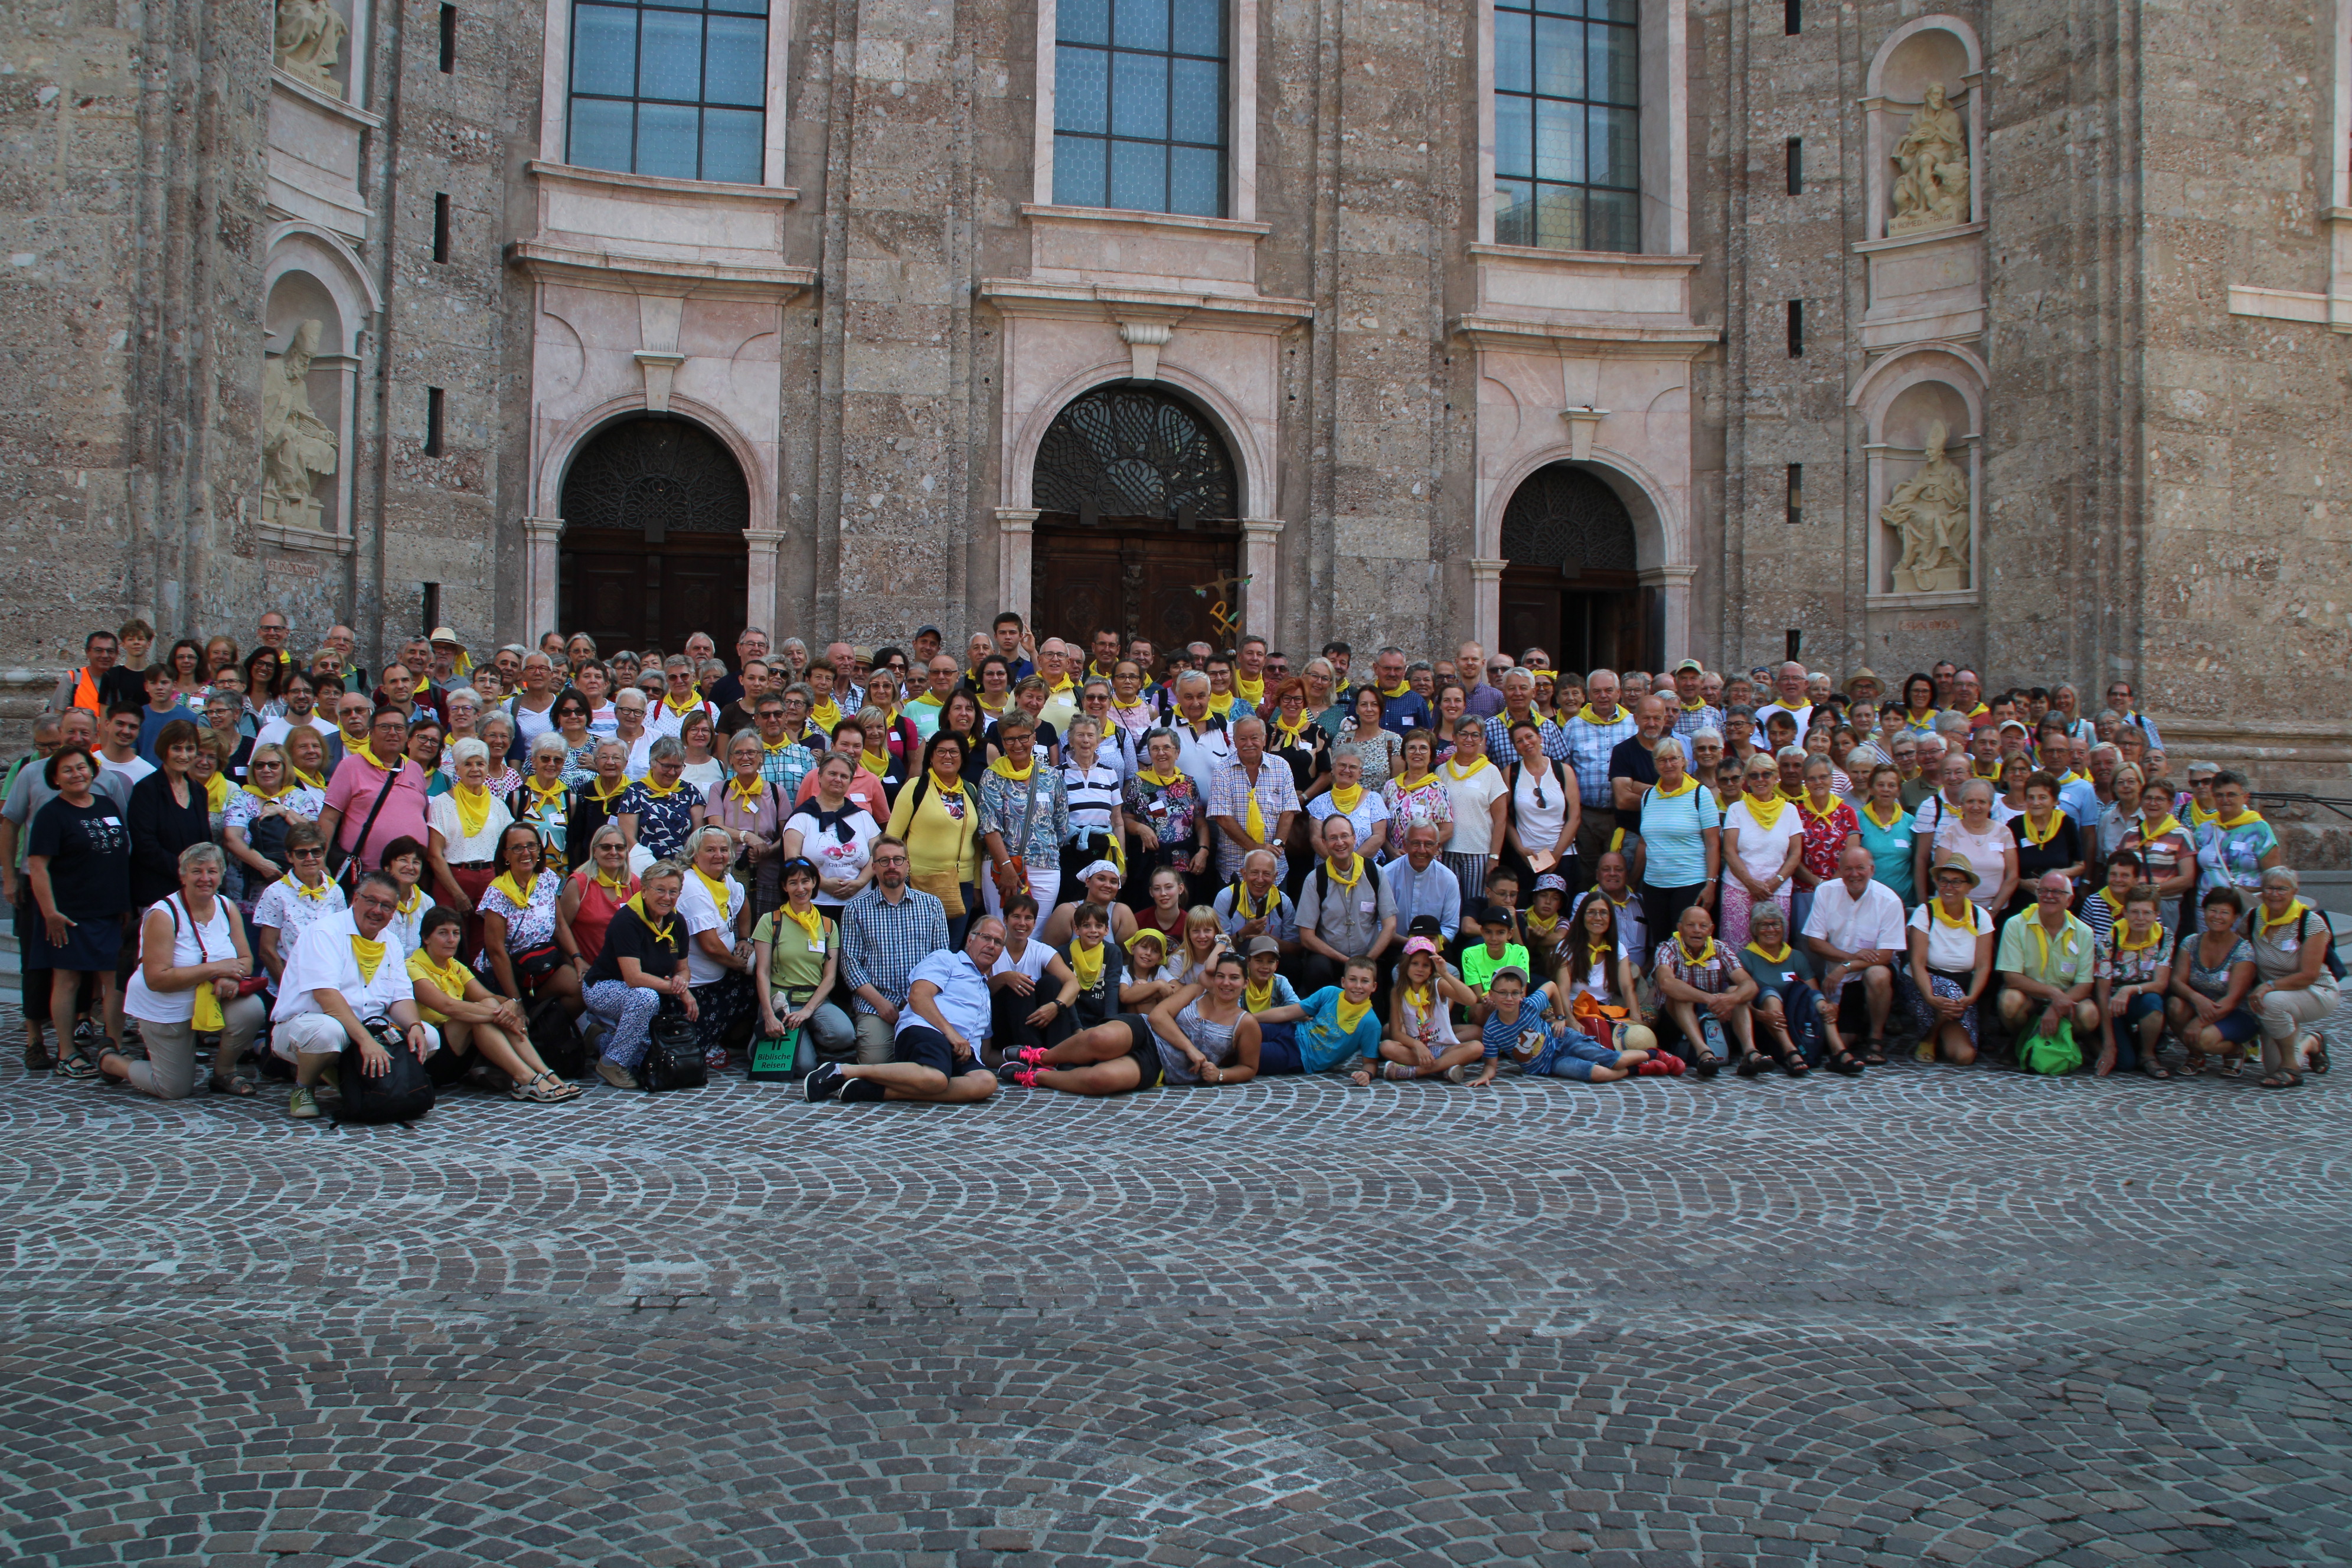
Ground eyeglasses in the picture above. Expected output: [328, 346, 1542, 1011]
[289, 847, 325, 860]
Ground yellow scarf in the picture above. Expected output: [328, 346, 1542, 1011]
[2019, 809, 2066, 848]
[2137, 810, 2182, 842]
[588, 775, 631, 805]
[1403, 979, 1434, 1018]
[348, 932, 387, 984]
[661, 691, 703, 717]
[394, 882, 423, 917]
[1233, 671, 1264, 705]
[1778, 785, 1807, 803]
[1681, 698, 1707, 712]
[1445, 755, 1492, 782]
[977, 694, 1009, 717]
[1377, 681, 1410, 700]
[2258, 898, 2310, 937]
[1332, 993, 1373, 1035]
[289, 874, 333, 902]
[692, 866, 733, 924]
[1207, 692, 1236, 718]
[860, 749, 888, 779]
[407, 949, 471, 1018]
[1741, 792, 1789, 831]
[810, 699, 842, 732]
[290, 765, 327, 791]
[592, 865, 633, 900]
[725, 774, 766, 811]
[357, 743, 403, 773]
[988, 754, 1035, 783]
[523, 777, 568, 814]
[1585, 940, 1615, 975]
[2021, 914, 2079, 976]
[1322, 852, 1364, 891]
[450, 780, 493, 839]
[1110, 690, 1145, 711]
[2092, 886, 2125, 926]
[1745, 939, 1791, 963]
[636, 774, 686, 798]
[927, 769, 967, 799]
[489, 868, 537, 910]
[241, 779, 293, 802]
[1047, 675, 1075, 695]
[1799, 793, 1845, 824]
[2189, 799, 2219, 828]
[1574, 703, 1622, 726]
[779, 899, 827, 949]
[1525, 909, 1560, 941]
[2214, 808, 2265, 831]
[1244, 975, 1275, 1012]
[1230, 878, 1276, 920]
[1650, 773, 1697, 801]
[1675, 936, 1719, 967]
[1861, 798, 1904, 830]
[203, 773, 231, 812]
[1135, 765, 1181, 789]
[1240, 770, 1268, 845]
[1272, 712, 1313, 748]
[1931, 896, 1979, 931]
[762, 736, 799, 759]
[624, 891, 676, 947]
[1070, 938, 1105, 991]
[2115, 919, 2164, 953]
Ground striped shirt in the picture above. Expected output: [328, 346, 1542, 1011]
[1061, 759, 1124, 838]
[1670, 703, 1725, 740]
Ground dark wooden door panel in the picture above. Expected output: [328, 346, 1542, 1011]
[1499, 578, 1560, 670]
[1033, 523, 1238, 655]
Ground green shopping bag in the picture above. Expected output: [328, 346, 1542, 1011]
[2020, 1018, 2082, 1076]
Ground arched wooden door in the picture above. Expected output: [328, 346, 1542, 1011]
[558, 416, 748, 655]
[1496, 463, 1658, 673]
[1028, 384, 1241, 653]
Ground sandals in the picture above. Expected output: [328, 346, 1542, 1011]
[1781, 1053, 1811, 1077]
[1692, 1053, 1723, 1080]
[531, 1071, 582, 1102]
[208, 1071, 256, 1097]
[2141, 1060, 2172, 1081]
[2302, 1034, 2329, 1075]
[1825, 1050, 1865, 1076]
[2183, 1049, 2208, 1076]
[2259, 1070, 2303, 1089]
[53, 1050, 99, 1081]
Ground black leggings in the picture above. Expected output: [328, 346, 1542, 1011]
[1641, 882, 1708, 953]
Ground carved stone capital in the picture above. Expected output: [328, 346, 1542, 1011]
[1116, 320, 1175, 380]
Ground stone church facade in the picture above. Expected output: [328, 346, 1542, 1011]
[4, 0, 2350, 789]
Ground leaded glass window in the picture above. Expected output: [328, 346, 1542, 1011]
[1492, 0, 1639, 253]
[1032, 386, 1237, 521]
[567, 0, 767, 184]
[1053, 0, 1227, 217]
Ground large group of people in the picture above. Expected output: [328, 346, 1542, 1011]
[5, 612, 2337, 1118]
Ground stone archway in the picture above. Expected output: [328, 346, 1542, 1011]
[1027, 383, 1243, 654]
[1495, 462, 1655, 673]
[557, 415, 749, 655]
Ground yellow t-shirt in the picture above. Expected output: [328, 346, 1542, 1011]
[406, 948, 473, 1025]
[883, 774, 980, 883]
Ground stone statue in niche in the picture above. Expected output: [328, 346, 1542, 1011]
[1890, 83, 1970, 233]
[275, 0, 348, 93]
[1881, 420, 1971, 593]
[262, 319, 338, 531]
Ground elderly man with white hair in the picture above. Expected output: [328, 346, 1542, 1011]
[1213, 847, 1301, 954]
[1995, 870, 2101, 1061]
[1754, 661, 1813, 736]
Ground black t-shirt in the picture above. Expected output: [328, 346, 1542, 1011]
[98, 665, 148, 711]
[1607, 737, 1661, 831]
[28, 795, 133, 919]
[984, 717, 1060, 757]
[583, 903, 686, 988]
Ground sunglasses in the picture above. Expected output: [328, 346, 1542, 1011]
[289, 847, 326, 860]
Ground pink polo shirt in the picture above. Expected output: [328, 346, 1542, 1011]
[323, 752, 433, 873]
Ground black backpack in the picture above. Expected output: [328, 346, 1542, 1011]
[638, 1005, 707, 1092]
[2298, 909, 2348, 983]
[529, 993, 592, 1079]
[332, 1012, 437, 1123]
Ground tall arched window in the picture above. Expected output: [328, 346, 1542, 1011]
[566, 0, 767, 182]
[1052, 0, 1227, 215]
[1492, 0, 1639, 251]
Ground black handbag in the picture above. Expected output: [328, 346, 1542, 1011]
[332, 1012, 438, 1123]
[638, 1004, 706, 1092]
[529, 992, 591, 1079]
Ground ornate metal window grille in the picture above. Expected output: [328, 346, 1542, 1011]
[560, 417, 750, 537]
[1492, 0, 1639, 253]
[1032, 386, 1239, 521]
[1500, 463, 1636, 576]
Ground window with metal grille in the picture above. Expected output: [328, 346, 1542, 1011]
[566, 0, 766, 184]
[1493, 0, 1639, 253]
[1053, 0, 1227, 217]
[1031, 385, 1237, 521]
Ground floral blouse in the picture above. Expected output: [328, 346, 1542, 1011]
[619, 781, 698, 863]
[977, 763, 1073, 863]
[475, 869, 563, 966]
[1126, 770, 1202, 850]
[1381, 774, 1455, 842]
[1796, 798, 1860, 882]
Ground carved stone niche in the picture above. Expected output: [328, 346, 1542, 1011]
[1863, 370, 1980, 607]
[1856, 18, 1984, 352]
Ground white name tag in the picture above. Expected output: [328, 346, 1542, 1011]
[1359, 900, 1376, 914]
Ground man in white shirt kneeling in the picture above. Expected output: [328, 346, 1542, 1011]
[1801, 844, 1909, 1062]
[271, 869, 438, 1119]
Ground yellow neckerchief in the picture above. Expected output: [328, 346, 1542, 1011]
[1445, 754, 1492, 782]
[1650, 772, 1698, 801]
[1240, 767, 1269, 844]
[779, 898, 827, 949]
[412, 674, 433, 695]
[1965, 703, 1988, 718]
[1741, 791, 1789, 831]
[1232, 671, 1264, 704]
[1377, 681, 1410, 700]
[1584, 941, 1615, 977]
[1777, 783, 1807, 803]
[1906, 705, 1935, 726]
[1323, 852, 1364, 891]
[1230, 878, 1276, 920]
[523, 776, 568, 814]
[988, 754, 1035, 783]
[450, 780, 493, 839]
[1135, 764, 1181, 788]
[355, 742, 403, 773]
[2115, 918, 2164, 953]
[1207, 692, 1236, 718]
[723, 773, 766, 811]
[1675, 936, 1719, 967]
[287, 874, 333, 902]
[691, 865, 733, 924]
[1271, 711, 1313, 747]
[2136, 809, 2182, 842]
[407, 948, 470, 1007]
[489, 868, 538, 910]
[624, 891, 676, 947]
[977, 693, 1009, 717]
[394, 882, 423, 917]
[1799, 792, 1844, 824]
[2214, 808, 2265, 831]
[636, 774, 687, 799]
[927, 769, 967, 798]
[1332, 992, 1373, 1035]
[1110, 689, 1145, 711]
[2092, 884, 2126, 926]
[661, 691, 703, 717]
[1931, 895, 1979, 930]
[2023, 912, 2079, 975]
[1403, 977, 1434, 1017]
[1069, 937, 1105, 991]
[2257, 897, 2310, 937]
[584, 774, 629, 805]
[348, 932, 387, 984]
[1397, 767, 1438, 792]
[2019, 808, 2066, 848]
[1574, 703, 1621, 725]
[908, 690, 943, 710]
[1972, 760, 2001, 780]
[1745, 939, 1792, 963]
[761, 734, 799, 758]
[1525, 909, 1560, 940]
[591, 864, 633, 900]
[860, 749, 888, 778]
[202, 772, 231, 812]
[1046, 674, 1076, 695]
[1244, 975, 1275, 1012]
[1861, 798, 1905, 830]
[2059, 768, 2090, 785]
[241, 778, 293, 802]
[289, 765, 327, 791]
[809, 698, 842, 731]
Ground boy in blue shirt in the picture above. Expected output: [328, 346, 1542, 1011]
[1253, 953, 1383, 1084]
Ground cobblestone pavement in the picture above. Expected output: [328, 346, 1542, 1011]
[2, 1020, 2349, 1568]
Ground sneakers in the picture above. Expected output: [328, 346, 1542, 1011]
[1383, 1061, 1417, 1080]
[1015, 1046, 1050, 1067]
[995, 1062, 1040, 1087]
[704, 1046, 730, 1070]
[804, 1061, 845, 1102]
[287, 1085, 320, 1119]
[595, 1059, 639, 1091]
[1443, 1063, 1472, 1084]
[1637, 1053, 1687, 1077]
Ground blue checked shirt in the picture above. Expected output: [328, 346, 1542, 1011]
[839, 883, 950, 1015]
[1670, 703, 1725, 740]
[1483, 711, 1572, 766]
[759, 740, 818, 798]
[1561, 707, 1638, 808]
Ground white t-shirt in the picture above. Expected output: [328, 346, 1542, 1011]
[511, 695, 560, 748]
[1440, 760, 1510, 855]
[990, 937, 1057, 984]
[677, 869, 745, 985]
[271, 909, 419, 1024]
[1755, 701, 1813, 736]
[1802, 877, 1907, 954]
[784, 805, 880, 909]
[1909, 899, 1994, 973]
[98, 750, 156, 789]
[1724, 799, 1803, 882]
[254, 714, 337, 751]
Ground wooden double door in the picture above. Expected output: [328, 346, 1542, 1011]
[560, 528, 743, 656]
[1031, 520, 1240, 653]
[1498, 569, 1659, 674]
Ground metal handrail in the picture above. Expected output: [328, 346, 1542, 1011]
[2250, 792, 2352, 824]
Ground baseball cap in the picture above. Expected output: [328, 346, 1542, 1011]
[1534, 873, 1568, 894]
[1244, 935, 1281, 958]
[1672, 658, 1704, 675]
